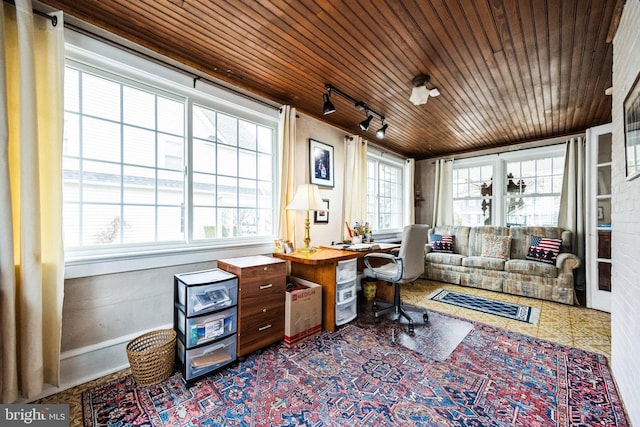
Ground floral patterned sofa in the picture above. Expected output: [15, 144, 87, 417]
[424, 225, 581, 305]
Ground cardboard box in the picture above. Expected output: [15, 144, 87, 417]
[284, 276, 322, 346]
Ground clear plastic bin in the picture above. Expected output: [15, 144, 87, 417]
[176, 334, 236, 380]
[335, 298, 357, 325]
[176, 306, 237, 348]
[336, 258, 357, 283]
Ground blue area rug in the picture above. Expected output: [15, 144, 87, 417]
[429, 288, 540, 324]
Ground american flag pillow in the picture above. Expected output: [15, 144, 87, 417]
[525, 235, 562, 264]
[431, 234, 454, 253]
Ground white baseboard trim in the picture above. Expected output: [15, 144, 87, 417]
[27, 324, 173, 403]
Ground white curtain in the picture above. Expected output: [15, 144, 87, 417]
[0, 2, 65, 402]
[342, 135, 367, 240]
[405, 158, 415, 224]
[276, 106, 297, 243]
[558, 136, 586, 295]
[432, 159, 454, 226]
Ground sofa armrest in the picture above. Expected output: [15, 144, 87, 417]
[424, 243, 433, 255]
[556, 253, 581, 273]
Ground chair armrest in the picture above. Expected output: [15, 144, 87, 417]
[363, 253, 404, 282]
[363, 252, 396, 269]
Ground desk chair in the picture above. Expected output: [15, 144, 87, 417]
[362, 224, 429, 332]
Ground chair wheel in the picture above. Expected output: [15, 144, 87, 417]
[374, 316, 381, 324]
[407, 324, 414, 333]
[423, 313, 429, 322]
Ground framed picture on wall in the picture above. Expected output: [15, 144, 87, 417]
[309, 139, 334, 187]
[624, 72, 640, 180]
[314, 199, 329, 223]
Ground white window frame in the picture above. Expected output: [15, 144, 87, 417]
[452, 145, 565, 227]
[63, 30, 279, 278]
[366, 148, 406, 238]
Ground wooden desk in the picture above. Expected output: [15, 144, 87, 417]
[273, 244, 399, 332]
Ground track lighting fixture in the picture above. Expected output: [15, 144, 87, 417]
[359, 114, 373, 131]
[322, 84, 388, 138]
[322, 92, 336, 114]
[409, 74, 440, 106]
[376, 122, 387, 139]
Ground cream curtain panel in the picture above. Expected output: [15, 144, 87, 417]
[342, 135, 367, 240]
[432, 159, 454, 226]
[276, 106, 297, 243]
[0, 2, 64, 402]
[405, 158, 416, 224]
[558, 136, 586, 295]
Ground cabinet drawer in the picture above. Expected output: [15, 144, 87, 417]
[177, 334, 236, 381]
[176, 306, 237, 348]
[238, 310, 285, 356]
[335, 298, 357, 326]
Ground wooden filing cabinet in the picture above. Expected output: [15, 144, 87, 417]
[217, 255, 287, 357]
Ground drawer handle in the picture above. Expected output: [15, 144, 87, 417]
[260, 283, 273, 290]
[258, 324, 272, 331]
[263, 266, 268, 271]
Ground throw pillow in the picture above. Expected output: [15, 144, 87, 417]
[525, 235, 562, 264]
[431, 234, 454, 253]
[481, 235, 511, 259]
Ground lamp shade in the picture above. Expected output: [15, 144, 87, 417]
[409, 85, 429, 105]
[286, 184, 326, 211]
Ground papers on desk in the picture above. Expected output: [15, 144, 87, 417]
[345, 243, 381, 252]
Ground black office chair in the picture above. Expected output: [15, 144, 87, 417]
[362, 224, 429, 332]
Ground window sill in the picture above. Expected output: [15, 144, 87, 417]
[64, 241, 275, 279]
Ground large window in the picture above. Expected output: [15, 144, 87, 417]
[453, 163, 494, 226]
[366, 154, 404, 233]
[63, 61, 277, 258]
[452, 146, 565, 227]
[504, 155, 564, 227]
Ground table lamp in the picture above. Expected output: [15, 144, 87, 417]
[285, 184, 326, 252]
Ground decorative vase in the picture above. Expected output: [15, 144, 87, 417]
[362, 280, 377, 302]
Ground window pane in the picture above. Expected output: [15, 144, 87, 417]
[83, 204, 121, 245]
[366, 158, 403, 232]
[218, 176, 238, 207]
[123, 205, 156, 243]
[257, 126, 272, 153]
[82, 73, 120, 121]
[193, 207, 216, 240]
[193, 139, 216, 174]
[82, 160, 121, 203]
[123, 126, 155, 167]
[158, 170, 184, 205]
[218, 144, 238, 177]
[505, 195, 560, 226]
[218, 207, 238, 237]
[217, 114, 238, 146]
[193, 173, 216, 206]
[239, 121, 257, 151]
[239, 150, 256, 179]
[123, 165, 155, 204]
[157, 96, 184, 136]
[123, 86, 155, 129]
[83, 117, 121, 162]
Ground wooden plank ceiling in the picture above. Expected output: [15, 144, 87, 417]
[38, 0, 621, 159]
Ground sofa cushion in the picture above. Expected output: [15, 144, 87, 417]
[462, 256, 506, 271]
[431, 234, 454, 253]
[481, 235, 511, 259]
[425, 252, 465, 266]
[525, 236, 562, 264]
[505, 259, 558, 278]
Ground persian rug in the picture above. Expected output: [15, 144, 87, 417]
[429, 288, 541, 324]
[83, 312, 628, 427]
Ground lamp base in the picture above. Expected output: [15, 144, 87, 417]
[298, 245, 316, 253]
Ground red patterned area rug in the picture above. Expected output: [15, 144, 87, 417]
[83, 312, 629, 426]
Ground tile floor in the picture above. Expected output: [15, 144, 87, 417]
[36, 279, 612, 427]
[401, 279, 612, 359]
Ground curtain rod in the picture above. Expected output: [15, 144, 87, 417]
[4, 0, 57, 25]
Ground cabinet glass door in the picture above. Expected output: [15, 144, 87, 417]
[587, 124, 612, 312]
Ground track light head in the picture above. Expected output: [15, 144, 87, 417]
[359, 114, 373, 131]
[322, 93, 336, 115]
[376, 122, 388, 139]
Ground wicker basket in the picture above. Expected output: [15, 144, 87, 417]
[126, 329, 176, 386]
